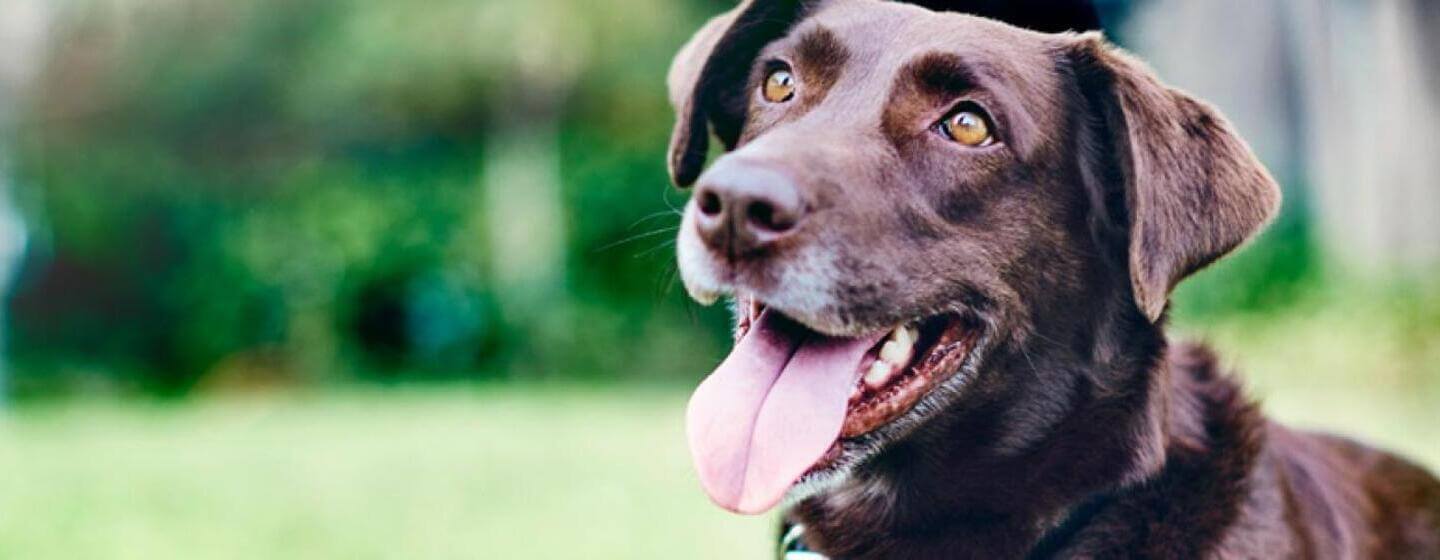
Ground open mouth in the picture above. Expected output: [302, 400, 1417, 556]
[686, 295, 981, 514]
[735, 299, 979, 442]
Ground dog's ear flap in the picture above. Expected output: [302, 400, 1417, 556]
[1070, 34, 1281, 322]
[667, 7, 741, 187]
[667, 0, 811, 187]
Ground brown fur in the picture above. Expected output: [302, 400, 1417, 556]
[666, 1, 1440, 558]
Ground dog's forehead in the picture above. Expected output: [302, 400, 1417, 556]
[792, 0, 1056, 71]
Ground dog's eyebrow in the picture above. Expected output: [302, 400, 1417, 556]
[794, 26, 849, 70]
[791, 26, 849, 100]
[881, 51, 990, 148]
[905, 52, 982, 99]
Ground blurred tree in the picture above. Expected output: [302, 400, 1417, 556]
[476, 0, 581, 374]
[1298, 0, 1440, 273]
[0, 0, 52, 403]
[4, 0, 732, 396]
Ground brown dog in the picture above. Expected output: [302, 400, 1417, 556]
[667, 0, 1440, 558]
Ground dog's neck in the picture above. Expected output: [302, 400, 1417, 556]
[787, 314, 1255, 558]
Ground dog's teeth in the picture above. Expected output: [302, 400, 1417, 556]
[879, 339, 911, 366]
[857, 324, 920, 392]
[893, 324, 917, 347]
[863, 361, 893, 389]
[878, 324, 917, 365]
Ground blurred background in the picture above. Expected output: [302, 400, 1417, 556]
[0, 0, 1435, 558]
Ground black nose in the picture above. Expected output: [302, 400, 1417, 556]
[692, 161, 804, 258]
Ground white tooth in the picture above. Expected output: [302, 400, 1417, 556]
[863, 361, 893, 389]
[879, 339, 911, 366]
[893, 324, 917, 347]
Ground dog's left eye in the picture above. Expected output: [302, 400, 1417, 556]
[938, 106, 996, 147]
[762, 69, 797, 103]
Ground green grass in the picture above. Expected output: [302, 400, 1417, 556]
[0, 298, 1435, 559]
[0, 387, 774, 560]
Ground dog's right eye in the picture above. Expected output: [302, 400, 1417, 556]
[762, 69, 797, 103]
[937, 105, 996, 148]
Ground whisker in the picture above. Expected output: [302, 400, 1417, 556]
[661, 186, 689, 216]
[1019, 347, 1042, 380]
[626, 209, 683, 231]
[594, 226, 680, 253]
[636, 239, 677, 259]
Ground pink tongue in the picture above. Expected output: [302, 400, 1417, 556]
[686, 310, 885, 514]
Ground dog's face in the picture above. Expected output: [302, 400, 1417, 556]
[673, 0, 1279, 515]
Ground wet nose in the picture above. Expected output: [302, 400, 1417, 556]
[692, 161, 804, 258]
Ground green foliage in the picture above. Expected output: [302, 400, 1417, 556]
[8, 0, 732, 395]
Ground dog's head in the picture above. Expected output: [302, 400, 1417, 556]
[673, 0, 1279, 515]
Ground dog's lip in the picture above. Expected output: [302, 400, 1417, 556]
[732, 293, 887, 340]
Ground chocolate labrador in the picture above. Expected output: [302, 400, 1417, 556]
[667, 0, 1440, 558]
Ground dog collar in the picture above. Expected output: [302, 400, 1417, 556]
[780, 524, 830, 560]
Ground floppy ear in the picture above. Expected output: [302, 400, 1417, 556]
[1070, 34, 1281, 322]
[667, 0, 810, 187]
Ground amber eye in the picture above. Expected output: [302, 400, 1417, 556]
[762, 69, 797, 103]
[939, 108, 995, 147]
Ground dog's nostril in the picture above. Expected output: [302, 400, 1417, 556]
[746, 199, 794, 232]
[698, 190, 723, 217]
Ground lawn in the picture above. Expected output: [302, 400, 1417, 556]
[0, 387, 775, 559]
[0, 302, 1436, 559]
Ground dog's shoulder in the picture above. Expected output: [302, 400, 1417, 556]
[1152, 341, 1440, 558]
[1268, 426, 1440, 558]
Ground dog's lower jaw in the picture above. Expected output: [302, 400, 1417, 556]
[785, 335, 1191, 559]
